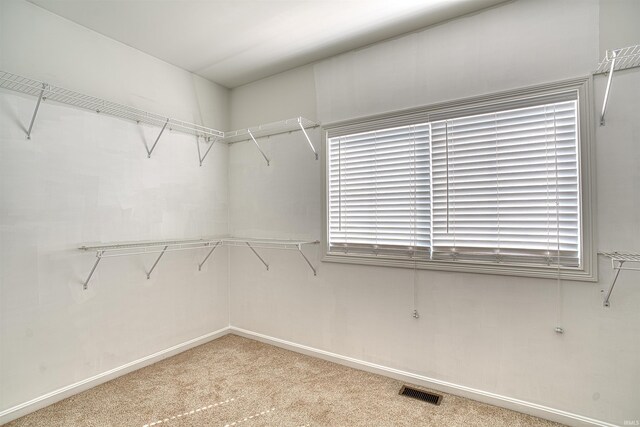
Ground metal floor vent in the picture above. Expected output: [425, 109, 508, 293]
[399, 385, 443, 405]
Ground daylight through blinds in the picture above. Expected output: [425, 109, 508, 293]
[327, 96, 581, 268]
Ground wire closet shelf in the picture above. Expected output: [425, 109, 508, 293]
[594, 44, 640, 126]
[598, 252, 640, 307]
[223, 117, 319, 144]
[222, 117, 320, 164]
[1, 70, 320, 165]
[79, 237, 320, 289]
[0, 70, 224, 140]
[594, 45, 640, 75]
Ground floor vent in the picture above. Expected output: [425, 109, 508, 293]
[399, 385, 443, 405]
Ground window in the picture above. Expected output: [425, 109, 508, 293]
[328, 123, 432, 257]
[324, 78, 595, 280]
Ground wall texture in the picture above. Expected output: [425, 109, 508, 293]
[0, 0, 230, 421]
[228, 1, 640, 425]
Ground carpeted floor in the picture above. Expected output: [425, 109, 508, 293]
[5, 334, 564, 427]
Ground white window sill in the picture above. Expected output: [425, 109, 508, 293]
[322, 252, 597, 282]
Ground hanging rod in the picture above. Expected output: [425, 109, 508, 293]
[594, 44, 640, 126]
[222, 117, 320, 161]
[79, 237, 319, 288]
[0, 70, 224, 144]
[598, 251, 640, 307]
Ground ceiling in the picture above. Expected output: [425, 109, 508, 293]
[28, 0, 508, 88]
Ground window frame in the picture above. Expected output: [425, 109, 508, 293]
[321, 77, 597, 281]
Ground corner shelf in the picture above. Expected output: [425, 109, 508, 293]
[594, 44, 640, 126]
[79, 236, 320, 289]
[222, 117, 320, 164]
[0, 70, 224, 164]
[1, 71, 321, 166]
[598, 251, 640, 307]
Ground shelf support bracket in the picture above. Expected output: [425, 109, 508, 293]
[26, 83, 47, 140]
[198, 241, 220, 271]
[245, 242, 269, 270]
[147, 119, 169, 158]
[83, 250, 104, 290]
[603, 260, 624, 307]
[146, 245, 168, 279]
[600, 50, 619, 126]
[297, 244, 317, 276]
[298, 118, 318, 160]
[248, 129, 270, 165]
[197, 136, 218, 167]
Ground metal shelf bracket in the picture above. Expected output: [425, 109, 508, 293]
[198, 241, 220, 271]
[146, 245, 168, 279]
[82, 250, 104, 290]
[298, 117, 318, 160]
[245, 242, 269, 270]
[26, 83, 47, 139]
[599, 252, 640, 307]
[600, 50, 619, 126]
[594, 45, 640, 126]
[247, 129, 270, 166]
[297, 243, 317, 276]
[603, 261, 623, 307]
[197, 136, 218, 166]
[147, 119, 169, 158]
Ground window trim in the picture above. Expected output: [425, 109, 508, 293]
[321, 76, 597, 282]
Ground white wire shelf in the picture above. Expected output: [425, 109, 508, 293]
[598, 251, 640, 307]
[1, 71, 320, 165]
[222, 117, 320, 164]
[222, 237, 319, 250]
[79, 236, 320, 289]
[599, 252, 640, 263]
[0, 70, 224, 139]
[79, 238, 222, 257]
[594, 45, 640, 75]
[0, 70, 224, 163]
[594, 44, 640, 126]
[222, 117, 319, 144]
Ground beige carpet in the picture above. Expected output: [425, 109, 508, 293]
[5, 334, 564, 427]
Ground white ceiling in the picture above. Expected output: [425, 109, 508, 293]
[27, 0, 508, 88]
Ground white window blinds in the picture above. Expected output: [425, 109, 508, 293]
[327, 96, 581, 268]
[328, 124, 431, 257]
[430, 101, 580, 267]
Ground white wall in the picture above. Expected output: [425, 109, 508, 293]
[2, 0, 638, 425]
[228, 1, 640, 425]
[0, 0, 230, 419]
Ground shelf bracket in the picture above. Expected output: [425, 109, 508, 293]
[298, 117, 318, 160]
[196, 136, 218, 167]
[297, 244, 317, 276]
[248, 129, 270, 166]
[198, 241, 221, 271]
[245, 242, 269, 270]
[147, 119, 169, 158]
[26, 83, 47, 140]
[603, 260, 624, 307]
[82, 250, 104, 290]
[600, 50, 619, 126]
[146, 245, 168, 279]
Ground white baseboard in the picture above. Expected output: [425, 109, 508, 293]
[229, 327, 616, 427]
[1, 325, 616, 427]
[0, 327, 231, 425]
